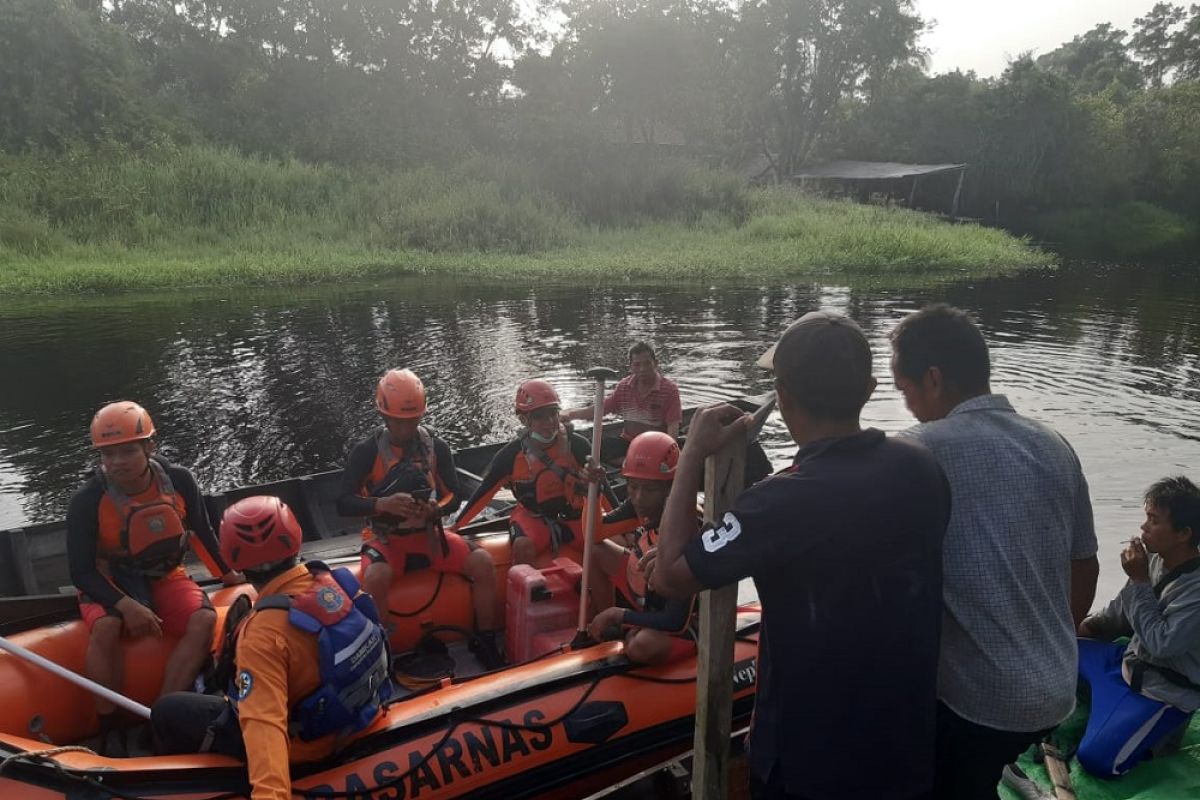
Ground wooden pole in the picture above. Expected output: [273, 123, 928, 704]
[692, 438, 746, 800]
[577, 367, 618, 638]
[950, 168, 965, 221]
[908, 175, 920, 207]
[1042, 743, 1077, 800]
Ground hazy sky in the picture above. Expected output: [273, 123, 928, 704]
[918, 0, 1162, 77]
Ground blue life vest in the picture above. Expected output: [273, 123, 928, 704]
[240, 561, 393, 741]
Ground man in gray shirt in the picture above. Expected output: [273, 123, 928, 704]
[1077, 476, 1200, 777]
[889, 304, 1099, 800]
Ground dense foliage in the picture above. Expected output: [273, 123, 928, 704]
[0, 0, 1196, 255]
[0, 146, 1052, 294]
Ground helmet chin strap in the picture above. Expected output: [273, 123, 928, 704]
[104, 459, 154, 494]
[528, 427, 558, 445]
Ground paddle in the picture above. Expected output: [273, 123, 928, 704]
[0, 635, 151, 720]
[575, 366, 618, 642]
[747, 391, 776, 442]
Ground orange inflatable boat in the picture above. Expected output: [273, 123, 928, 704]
[0, 536, 760, 799]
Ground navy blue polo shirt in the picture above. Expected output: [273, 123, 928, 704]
[684, 429, 949, 800]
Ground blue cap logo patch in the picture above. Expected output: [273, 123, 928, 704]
[317, 586, 344, 612]
[235, 670, 253, 701]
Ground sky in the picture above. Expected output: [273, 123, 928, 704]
[917, 0, 1163, 77]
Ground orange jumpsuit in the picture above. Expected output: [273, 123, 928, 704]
[233, 563, 383, 800]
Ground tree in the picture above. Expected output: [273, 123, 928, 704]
[728, 0, 925, 179]
[1123, 81, 1200, 216]
[1173, 4, 1200, 80]
[0, 0, 159, 150]
[1132, 2, 1184, 87]
[97, 0, 532, 164]
[835, 68, 983, 165]
[1036, 23, 1143, 94]
[519, 0, 735, 147]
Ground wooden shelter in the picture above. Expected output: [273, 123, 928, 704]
[792, 160, 968, 219]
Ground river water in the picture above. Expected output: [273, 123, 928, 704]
[2, 259, 1198, 601]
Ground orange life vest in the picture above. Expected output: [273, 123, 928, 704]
[362, 427, 439, 532]
[624, 525, 657, 605]
[513, 430, 587, 518]
[96, 459, 189, 578]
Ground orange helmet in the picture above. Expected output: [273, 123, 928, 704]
[90, 401, 156, 448]
[219, 495, 303, 572]
[622, 432, 679, 481]
[515, 380, 561, 414]
[375, 369, 427, 419]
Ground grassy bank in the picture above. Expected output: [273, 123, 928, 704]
[0, 145, 1053, 294]
[1029, 202, 1198, 258]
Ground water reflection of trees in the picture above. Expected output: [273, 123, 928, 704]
[2, 262, 1199, 525]
[940, 261, 1200, 404]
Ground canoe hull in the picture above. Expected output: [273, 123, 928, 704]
[0, 396, 770, 602]
[0, 603, 760, 800]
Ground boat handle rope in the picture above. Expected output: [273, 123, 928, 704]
[0, 744, 240, 800]
[4, 632, 760, 798]
[2, 673, 606, 800]
[0, 744, 97, 774]
[296, 673, 607, 798]
[318, 659, 760, 799]
[387, 572, 444, 618]
[0, 652, 756, 800]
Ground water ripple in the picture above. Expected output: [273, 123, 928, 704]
[3, 262, 1200, 600]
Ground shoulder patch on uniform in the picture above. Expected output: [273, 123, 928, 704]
[701, 511, 743, 553]
[235, 669, 254, 700]
[316, 586, 345, 612]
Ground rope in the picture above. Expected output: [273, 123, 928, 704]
[387, 572, 444, 618]
[0, 745, 96, 774]
[298, 674, 606, 797]
[0, 743, 244, 800]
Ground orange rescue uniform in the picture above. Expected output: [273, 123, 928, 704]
[233, 563, 384, 800]
[95, 482, 224, 578]
[66, 458, 227, 634]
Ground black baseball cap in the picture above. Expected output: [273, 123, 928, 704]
[757, 311, 873, 419]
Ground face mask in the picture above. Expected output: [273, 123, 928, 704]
[529, 427, 558, 444]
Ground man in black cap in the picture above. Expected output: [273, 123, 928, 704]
[652, 311, 951, 800]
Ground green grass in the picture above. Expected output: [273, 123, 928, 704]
[0, 145, 1053, 295]
[1031, 202, 1198, 258]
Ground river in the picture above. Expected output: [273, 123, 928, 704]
[2, 259, 1198, 601]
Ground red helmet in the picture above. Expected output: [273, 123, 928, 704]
[219, 495, 303, 572]
[90, 401, 156, 448]
[375, 369, 427, 419]
[515, 379, 561, 414]
[622, 432, 679, 481]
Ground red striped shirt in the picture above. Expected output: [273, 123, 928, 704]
[603, 373, 682, 439]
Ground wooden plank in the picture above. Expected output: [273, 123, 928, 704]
[23, 525, 67, 561]
[8, 529, 40, 595]
[950, 168, 966, 221]
[0, 593, 79, 632]
[1043, 742, 1077, 800]
[0, 531, 17, 596]
[692, 437, 746, 800]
